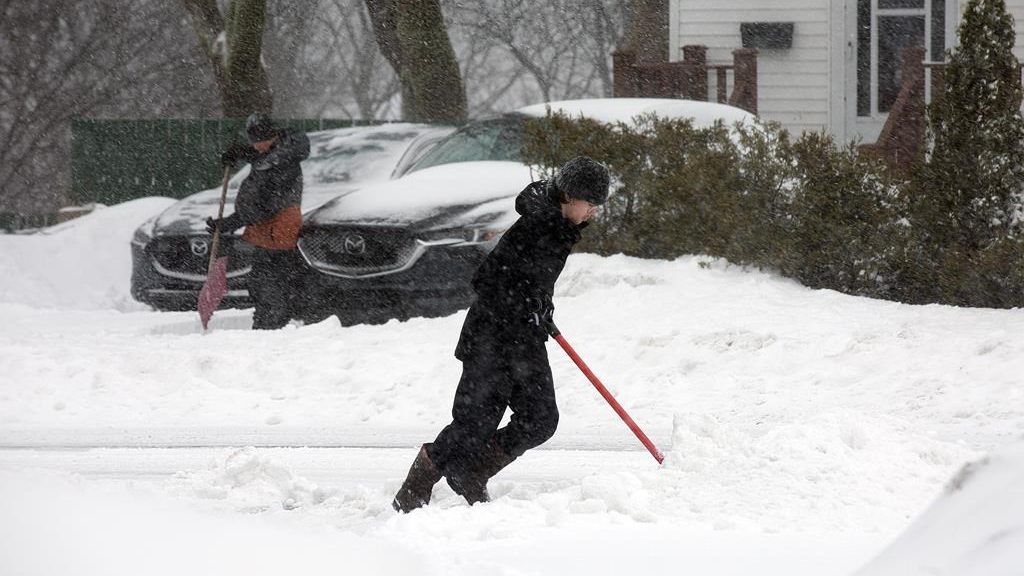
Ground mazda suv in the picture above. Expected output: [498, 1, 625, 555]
[130, 123, 453, 311]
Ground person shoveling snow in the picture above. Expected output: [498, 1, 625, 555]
[393, 156, 611, 512]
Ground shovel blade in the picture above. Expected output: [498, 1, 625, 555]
[198, 256, 229, 330]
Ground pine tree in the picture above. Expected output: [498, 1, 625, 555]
[915, 0, 1024, 305]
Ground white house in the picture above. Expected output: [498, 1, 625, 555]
[670, 0, 1024, 144]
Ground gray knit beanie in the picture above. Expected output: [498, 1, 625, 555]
[554, 156, 610, 205]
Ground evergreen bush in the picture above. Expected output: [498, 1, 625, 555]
[912, 0, 1024, 305]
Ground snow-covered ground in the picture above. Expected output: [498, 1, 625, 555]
[1, 200, 1021, 575]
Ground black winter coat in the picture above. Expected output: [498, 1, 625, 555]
[224, 129, 311, 230]
[455, 180, 583, 360]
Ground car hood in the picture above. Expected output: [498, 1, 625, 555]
[150, 181, 363, 236]
[304, 161, 534, 230]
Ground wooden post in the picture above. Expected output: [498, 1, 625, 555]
[682, 45, 708, 101]
[729, 48, 758, 114]
[613, 50, 638, 97]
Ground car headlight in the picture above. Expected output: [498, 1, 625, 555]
[131, 217, 158, 248]
[418, 227, 502, 245]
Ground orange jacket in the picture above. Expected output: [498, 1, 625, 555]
[242, 205, 302, 250]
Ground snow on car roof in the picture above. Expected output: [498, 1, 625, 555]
[514, 98, 754, 129]
[151, 123, 450, 236]
[303, 122, 449, 186]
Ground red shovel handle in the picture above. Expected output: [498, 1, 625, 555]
[550, 324, 664, 464]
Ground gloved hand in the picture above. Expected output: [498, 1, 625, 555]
[206, 215, 240, 236]
[526, 294, 554, 331]
[220, 143, 255, 167]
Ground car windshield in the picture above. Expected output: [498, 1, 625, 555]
[305, 130, 430, 184]
[229, 128, 429, 189]
[407, 118, 523, 173]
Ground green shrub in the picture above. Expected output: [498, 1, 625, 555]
[521, 98, 1024, 308]
[522, 110, 907, 299]
[783, 133, 910, 298]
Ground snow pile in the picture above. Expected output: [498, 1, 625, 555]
[854, 438, 1024, 576]
[0, 470, 421, 576]
[0, 197, 174, 311]
[172, 447, 332, 512]
[662, 411, 975, 532]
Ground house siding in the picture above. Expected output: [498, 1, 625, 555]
[998, 1, 1024, 61]
[674, 0, 831, 135]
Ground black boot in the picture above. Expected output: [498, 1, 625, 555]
[447, 440, 517, 506]
[392, 444, 442, 513]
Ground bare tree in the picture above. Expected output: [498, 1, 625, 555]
[454, 27, 528, 117]
[196, 0, 628, 122]
[262, 1, 324, 118]
[445, 0, 628, 107]
[0, 0, 216, 214]
[267, 0, 400, 120]
[182, 0, 273, 116]
[364, 0, 467, 123]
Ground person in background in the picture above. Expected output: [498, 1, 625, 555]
[207, 113, 310, 330]
[392, 156, 610, 512]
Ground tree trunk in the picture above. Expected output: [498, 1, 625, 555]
[182, 0, 273, 116]
[364, 0, 415, 118]
[365, 0, 466, 123]
[622, 0, 668, 63]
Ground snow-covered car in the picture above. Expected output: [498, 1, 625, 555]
[297, 98, 754, 323]
[130, 123, 454, 311]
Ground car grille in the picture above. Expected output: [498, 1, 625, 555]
[148, 235, 254, 277]
[299, 226, 418, 277]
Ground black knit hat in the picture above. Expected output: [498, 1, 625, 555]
[554, 156, 610, 206]
[245, 113, 277, 144]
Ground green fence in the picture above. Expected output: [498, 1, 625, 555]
[70, 118, 378, 205]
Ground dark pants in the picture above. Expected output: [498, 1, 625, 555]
[248, 247, 304, 330]
[429, 338, 559, 482]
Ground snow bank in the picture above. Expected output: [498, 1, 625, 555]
[663, 411, 974, 532]
[0, 470, 422, 576]
[854, 438, 1024, 576]
[0, 197, 174, 311]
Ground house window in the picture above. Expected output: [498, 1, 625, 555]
[857, 0, 945, 116]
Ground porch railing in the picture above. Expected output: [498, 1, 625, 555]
[612, 45, 758, 115]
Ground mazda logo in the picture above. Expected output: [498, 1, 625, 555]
[190, 238, 209, 256]
[343, 234, 366, 255]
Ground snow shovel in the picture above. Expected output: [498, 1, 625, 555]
[198, 166, 232, 330]
[548, 322, 665, 464]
